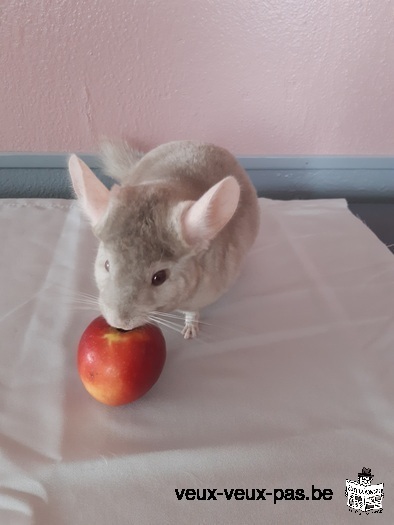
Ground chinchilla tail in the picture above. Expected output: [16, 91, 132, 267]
[99, 139, 145, 182]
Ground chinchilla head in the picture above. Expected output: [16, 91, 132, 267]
[93, 183, 203, 330]
[68, 153, 240, 330]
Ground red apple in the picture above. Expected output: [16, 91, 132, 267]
[77, 316, 166, 406]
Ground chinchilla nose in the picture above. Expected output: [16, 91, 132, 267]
[100, 292, 141, 329]
[113, 318, 130, 331]
[104, 305, 146, 331]
[101, 307, 130, 330]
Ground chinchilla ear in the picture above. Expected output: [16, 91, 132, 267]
[181, 176, 240, 245]
[68, 154, 119, 226]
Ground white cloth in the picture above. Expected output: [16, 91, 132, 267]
[1, 198, 394, 524]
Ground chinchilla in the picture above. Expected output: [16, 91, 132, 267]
[68, 140, 260, 338]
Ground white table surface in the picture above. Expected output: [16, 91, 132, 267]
[1, 197, 394, 524]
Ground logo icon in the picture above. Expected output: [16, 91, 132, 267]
[345, 467, 384, 514]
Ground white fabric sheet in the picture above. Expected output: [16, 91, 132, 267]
[1, 197, 394, 524]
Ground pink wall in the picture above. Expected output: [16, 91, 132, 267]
[1, 0, 394, 155]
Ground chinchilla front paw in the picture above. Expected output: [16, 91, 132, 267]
[181, 311, 199, 339]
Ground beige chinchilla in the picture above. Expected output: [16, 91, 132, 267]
[68, 140, 260, 339]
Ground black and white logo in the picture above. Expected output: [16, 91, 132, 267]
[345, 467, 383, 514]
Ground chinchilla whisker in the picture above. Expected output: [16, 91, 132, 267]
[57, 296, 98, 307]
[72, 296, 99, 303]
[149, 315, 183, 329]
[74, 292, 99, 300]
[56, 291, 99, 303]
[68, 292, 99, 301]
[149, 316, 183, 334]
[150, 313, 191, 330]
[71, 305, 100, 311]
[153, 311, 249, 336]
[66, 294, 98, 301]
[151, 311, 185, 320]
[48, 285, 99, 301]
[66, 298, 99, 306]
[71, 302, 99, 309]
[152, 311, 217, 328]
[152, 311, 212, 326]
[151, 319, 183, 335]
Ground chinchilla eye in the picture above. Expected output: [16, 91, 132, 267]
[151, 269, 167, 286]
[104, 260, 110, 272]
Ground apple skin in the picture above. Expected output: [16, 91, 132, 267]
[77, 316, 166, 406]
